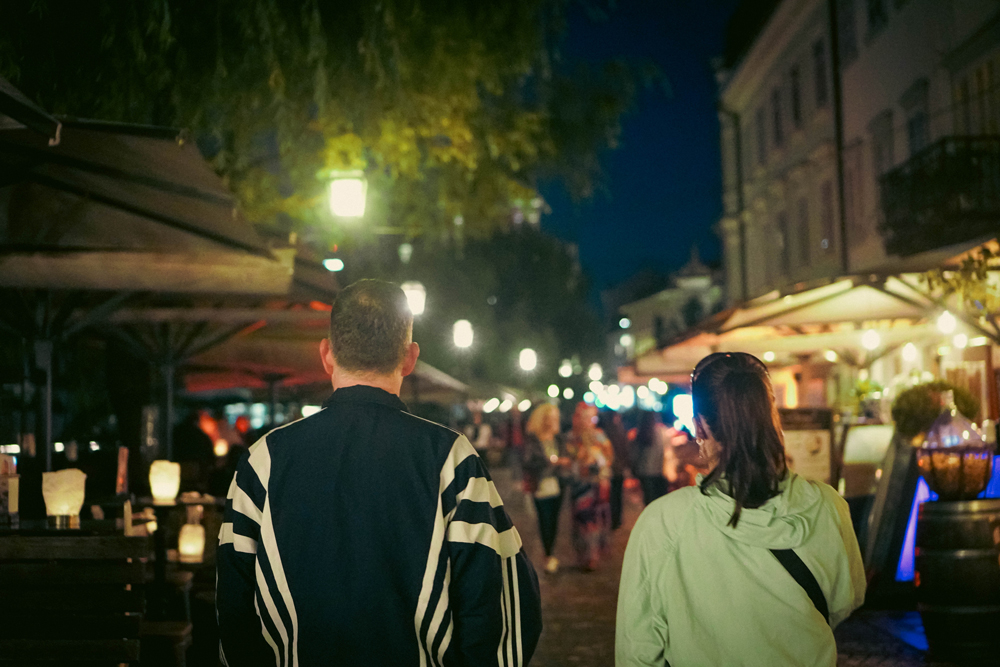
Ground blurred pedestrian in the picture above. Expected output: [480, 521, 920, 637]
[598, 411, 631, 530]
[566, 402, 613, 571]
[217, 280, 542, 665]
[617, 352, 865, 666]
[522, 403, 571, 574]
[633, 411, 668, 505]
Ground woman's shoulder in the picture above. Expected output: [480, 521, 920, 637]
[632, 486, 702, 544]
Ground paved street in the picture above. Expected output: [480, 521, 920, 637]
[492, 465, 947, 667]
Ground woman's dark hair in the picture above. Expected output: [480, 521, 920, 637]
[691, 352, 786, 528]
[633, 411, 660, 450]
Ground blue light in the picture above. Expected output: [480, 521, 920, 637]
[895, 477, 934, 582]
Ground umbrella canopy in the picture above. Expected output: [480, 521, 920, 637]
[0, 75, 61, 145]
[0, 120, 292, 295]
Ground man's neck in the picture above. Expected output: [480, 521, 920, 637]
[332, 370, 403, 396]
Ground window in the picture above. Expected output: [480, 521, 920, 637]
[813, 40, 829, 108]
[798, 198, 810, 265]
[772, 88, 784, 147]
[867, 0, 888, 36]
[869, 110, 894, 175]
[790, 66, 803, 129]
[838, 0, 858, 66]
[900, 78, 929, 155]
[956, 77, 972, 134]
[821, 180, 836, 253]
[777, 212, 791, 276]
[756, 107, 767, 165]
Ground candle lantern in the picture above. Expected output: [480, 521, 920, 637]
[42, 469, 87, 528]
[178, 523, 205, 563]
[149, 460, 180, 504]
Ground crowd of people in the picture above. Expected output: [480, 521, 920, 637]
[520, 400, 695, 573]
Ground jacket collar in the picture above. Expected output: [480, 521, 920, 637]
[323, 385, 409, 413]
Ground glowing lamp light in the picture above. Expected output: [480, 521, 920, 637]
[588, 363, 603, 382]
[589, 380, 603, 393]
[547, 384, 560, 398]
[620, 386, 636, 409]
[518, 399, 532, 412]
[178, 523, 206, 564]
[499, 400, 513, 413]
[902, 343, 919, 362]
[861, 329, 881, 351]
[149, 460, 181, 504]
[619, 318, 632, 329]
[453, 320, 474, 349]
[558, 359, 573, 378]
[563, 387, 575, 400]
[937, 311, 957, 334]
[672, 394, 695, 434]
[482, 398, 500, 414]
[583, 391, 596, 404]
[328, 172, 367, 218]
[953, 333, 969, 349]
[824, 350, 838, 363]
[401, 281, 426, 316]
[763, 351, 776, 363]
[620, 334, 634, 347]
[938, 345, 952, 356]
[970, 336, 990, 347]
[637, 386, 650, 400]
[519, 348, 537, 372]
[322, 258, 345, 272]
[42, 469, 86, 526]
[213, 439, 229, 458]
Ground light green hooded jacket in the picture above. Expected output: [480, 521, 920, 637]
[616, 473, 866, 666]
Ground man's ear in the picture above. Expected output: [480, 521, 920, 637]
[400, 342, 420, 377]
[320, 337, 336, 376]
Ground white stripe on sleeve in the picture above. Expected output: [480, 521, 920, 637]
[447, 521, 523, 559]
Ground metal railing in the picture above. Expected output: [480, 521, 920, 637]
[880, 136, 1000, 256]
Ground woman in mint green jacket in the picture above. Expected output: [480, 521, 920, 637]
[616, 353, 865, 666]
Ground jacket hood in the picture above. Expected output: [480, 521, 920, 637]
[697, 472, 825, 549]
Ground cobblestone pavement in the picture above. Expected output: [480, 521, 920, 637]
[492, 466, 951, 667]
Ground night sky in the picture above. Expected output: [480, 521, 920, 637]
[541, 0, 738, 291]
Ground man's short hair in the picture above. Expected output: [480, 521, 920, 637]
[329, 280, 413, 375]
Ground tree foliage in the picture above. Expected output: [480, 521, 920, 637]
[922, 247, 1000, 317]
[1, 0, 652, 243]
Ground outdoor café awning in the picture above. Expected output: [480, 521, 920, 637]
[631, 239, 1000, 382]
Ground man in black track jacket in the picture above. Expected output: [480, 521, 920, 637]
[216, 279, 542, 667]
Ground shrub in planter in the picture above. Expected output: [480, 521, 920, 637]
[890, 380, 979, 439]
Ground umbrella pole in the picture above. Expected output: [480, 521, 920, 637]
[162, 362, 175, 460]
[34, 340, 53, 472]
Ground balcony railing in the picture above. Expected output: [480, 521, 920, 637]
[880, 136, 1000, 256]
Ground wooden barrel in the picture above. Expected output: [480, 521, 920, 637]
[915, 498, 1000, 664]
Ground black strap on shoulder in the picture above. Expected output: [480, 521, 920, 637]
[770, 549, 830, 624]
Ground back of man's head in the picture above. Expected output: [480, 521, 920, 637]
[329, 280, 413, 375]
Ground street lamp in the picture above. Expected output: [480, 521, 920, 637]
[328, 171, 367, 218]
[547, 384, 559, 398]
[862, 329, 881, 351]
[588, 363, 602, 382]
[937, 311, 957, 334]
[453, 320, 473, 348]
[558, 359, 573, 378]
[519, 348, 537, 372]
[401, 281, 426, 316]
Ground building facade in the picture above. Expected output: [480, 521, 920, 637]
[718, 0, 1000, 303]
[717, 0, 842, 306]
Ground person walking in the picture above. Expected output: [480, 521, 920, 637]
[566, 402, 613, 571]
[598, 411, 630, 530]
[632, 411, 668, 506]
[216, 280, 542, 667]
[616, 352, 865, 666]
[521, 403, 570, 574]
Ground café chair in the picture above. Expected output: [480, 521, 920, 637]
[0, 533, 151, 666]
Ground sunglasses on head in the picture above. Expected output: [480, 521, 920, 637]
[690, 352, 768, 384]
